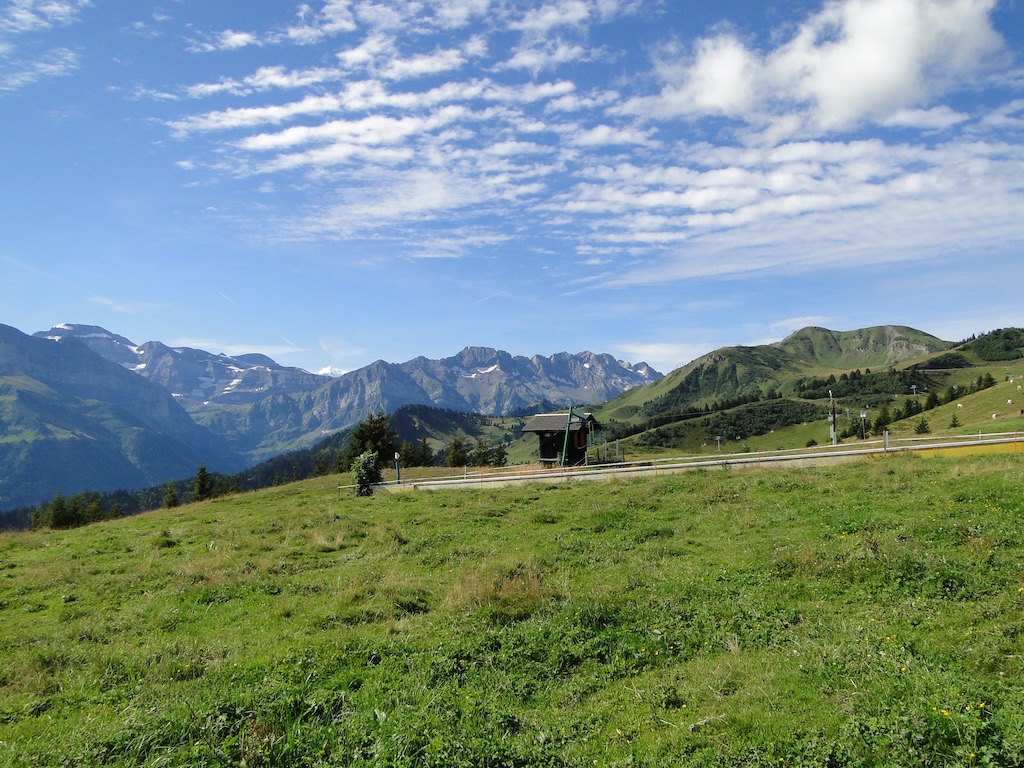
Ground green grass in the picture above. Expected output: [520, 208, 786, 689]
[2, 455, 1024, 766]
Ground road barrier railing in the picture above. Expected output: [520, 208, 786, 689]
[359, 430, 1020, 493]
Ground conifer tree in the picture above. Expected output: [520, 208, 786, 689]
[416, 437, 434, 466]
[471, 436, 493, 467]
[344, 412, 399, 468]
[192, 466, 214, 502]
[443, 434, 469, 467]
[312, 452, 328, 477]
[163, 482, 179, 509]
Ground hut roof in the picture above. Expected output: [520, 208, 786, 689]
[522, 412, 599, 433]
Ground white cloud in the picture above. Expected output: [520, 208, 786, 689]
[239, 106, 465, 154]
[354, 2, 407, 31]
[786, 0, 1004, 130]
[0, 0, 90, 35]
[296, 166, 494, 237]
[0, 46, 78, 90]
[613, 341, 713, 372]
[571, 123, 655, 146]
[287, 0, 357, 43]
[513, 0, 591, 36]
[186, 65, 344, 98]
[150, 0, 1022, 294]
[659, 34, 759, 117]
[0, 1, 90, 90]
[380, 46, 467, 80]
[430, 0, 491, 28]
[976, 98, 1024, 131]
[336, 31, 394, 68]
[623, 0, 1006, 136]
[187, 28, 260, 53]
[170, 94, 343, 135]
[221, 30, 258, 49]
[881, 106, 970, 130]
[503, 39, 588, 73]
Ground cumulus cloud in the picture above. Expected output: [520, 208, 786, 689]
[623, 0, 1006, 136]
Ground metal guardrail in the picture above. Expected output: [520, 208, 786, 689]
[362, 431, 1021, 493]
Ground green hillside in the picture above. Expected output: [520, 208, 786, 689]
[588, 326, 1022, 459]
[2, 453, 1023, 766]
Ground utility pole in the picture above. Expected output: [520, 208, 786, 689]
[561, 405, 573, 467]
[829, 390, 837, 446]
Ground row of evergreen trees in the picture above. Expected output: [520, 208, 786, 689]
[31, 465, 220, 530]
[26, 411, 511, 530]
[837, 373, 997, 439]
[331, 411, 508, 471]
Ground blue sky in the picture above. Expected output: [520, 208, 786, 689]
[2, 0, 1022, 376]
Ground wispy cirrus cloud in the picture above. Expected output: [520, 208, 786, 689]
[0, 0, 90, 90]
[0, 0, 90, 36]
[186, 64, 345, 98]
[169, 93, 346, 135]
[186, 29, 260, 53]
[158, 0, 1021, 295]
[286, 0, 357, 44]
[169, 337, 312, 359]
[0, 45, 77, 90]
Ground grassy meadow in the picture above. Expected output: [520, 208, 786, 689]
[2, 453, 1023, 766]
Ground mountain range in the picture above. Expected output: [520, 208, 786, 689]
[1, 323, 660, 510]
[0, 324, 242, 511]
[5, 321, 1021, 518]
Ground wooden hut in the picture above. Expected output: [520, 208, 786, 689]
[522, 410, 600, 465]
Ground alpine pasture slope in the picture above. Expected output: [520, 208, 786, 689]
[2, 451, 1023, 766]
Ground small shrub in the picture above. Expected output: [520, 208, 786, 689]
[352, 451, 382, 496]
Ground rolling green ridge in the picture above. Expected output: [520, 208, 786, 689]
[2, 452, 1023, 766]
[592, 326, 1023, 458]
